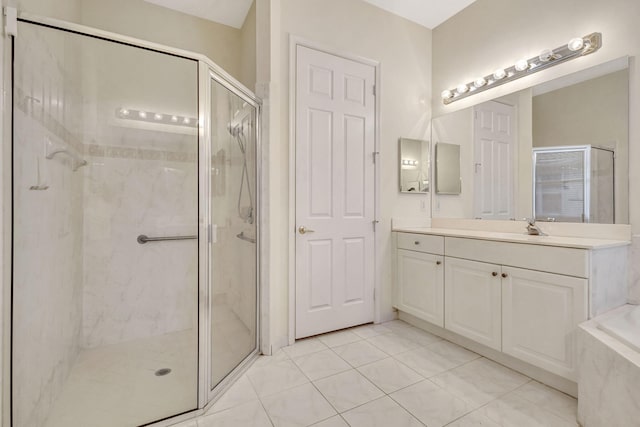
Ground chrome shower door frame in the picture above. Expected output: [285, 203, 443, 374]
[0, 10, 262, 427]
[200, 65, 263, 408]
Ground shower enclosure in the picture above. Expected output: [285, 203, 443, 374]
[8, 13, 259, 427]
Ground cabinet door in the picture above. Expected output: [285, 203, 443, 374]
[396, 249, 444, 326]
[445, 258, 501, 351]
[502, 266, 587, 380]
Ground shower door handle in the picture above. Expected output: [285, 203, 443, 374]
[137, 234, 197, 244]
[298, 226, 315, 235]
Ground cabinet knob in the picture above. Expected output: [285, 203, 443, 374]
[414, 241, 420, 245]
[491, 271, 498, 277]
[502, 273, 508, 278]
[436, 261, 442, 265]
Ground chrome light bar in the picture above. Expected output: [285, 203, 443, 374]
[441, 32, 602, 105]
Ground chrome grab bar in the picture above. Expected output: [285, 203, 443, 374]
[137, 234, 197, 244]
[236, 231, 256, 243]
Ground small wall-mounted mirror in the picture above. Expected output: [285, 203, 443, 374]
[436, 142, 461, 194]
[399, 138, 430, 193]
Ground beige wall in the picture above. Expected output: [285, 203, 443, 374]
[265, 0, 432, 348]
[79, 0, 242, 82]
[240, 1, 257, 90]
[432, 0, 640, 232]
[13, 0, 81, 22]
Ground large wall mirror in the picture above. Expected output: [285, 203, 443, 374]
[399, 137, 430, 193]
[431, 57, 629, 224]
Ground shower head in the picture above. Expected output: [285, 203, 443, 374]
[227, 102, 253, 137]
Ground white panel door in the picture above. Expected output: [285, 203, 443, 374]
[396, 249, 444, 327]
[473, 101, 515, 220]
[502, 266, 587, 380]
[444, 257, 502, 351]
[295, 45, 376, 339]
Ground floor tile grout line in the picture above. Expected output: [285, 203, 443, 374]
[310, 368, 388, 415]
[308, 373, 345, 417]
[388, 347, 484, 381]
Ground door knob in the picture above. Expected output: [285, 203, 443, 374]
[502, 273, 508, 278]
[436, 261, 442, 265]
[298, 226, 315, 235]
[492, 271, 498, 277]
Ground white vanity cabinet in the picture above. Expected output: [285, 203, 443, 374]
[394, 230, 626, 383]
[444, 237, 589, 380]
[502, 266, 586, 380]
[443, 256, 587, 378]
[444, 257, 501, 351]
[395, 233, 444, 327]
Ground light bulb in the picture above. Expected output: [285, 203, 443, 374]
[493, 69, 507, 80]
[120, 108, 130, 116]
[474, 77, 487, 88]
[457, 84, 469, 94]
[138, 111, 147, 119]
[154, 113, 163, 120]
[539, 49, 553, 62]
[515, 59, 529, 71]
[568, 37, 584, 51]
[171, 115, 178, 122]
[441, 89, 454, 99]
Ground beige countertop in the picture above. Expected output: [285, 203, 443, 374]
[392, 226, 630, 250]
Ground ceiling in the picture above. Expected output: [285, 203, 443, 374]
[361, 0, 476, 29]
[144, 0, 254, 29]
[143, 0, 476, 30]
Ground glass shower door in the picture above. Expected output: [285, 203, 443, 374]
[12, 21, 199, 427]
[209, 76, 258, 389]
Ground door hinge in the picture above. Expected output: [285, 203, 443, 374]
[373, 288, 376, 302]
[372, 151, 379, 164]
[4, 7, 17, 37]
[372, 85, 376, 96]
[372, 219, 379, 232]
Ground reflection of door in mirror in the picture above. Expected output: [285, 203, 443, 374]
[473, 101, 515, 220]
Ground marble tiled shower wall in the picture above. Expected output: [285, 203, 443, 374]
[12, 25, 85, 427]
[81, 142, 198, 348]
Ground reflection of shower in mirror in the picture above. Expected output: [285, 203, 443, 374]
[228, 102, 254, 224]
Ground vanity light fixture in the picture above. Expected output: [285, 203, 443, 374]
[116, 108, 198, 128]
[493, 68, 507, 80]
[474, 77, 487, 88]
[441, 32, 602, 105]
[456, 83, 469, 94]
[402, 159, 418, 166]
[514, 58, 529, 72]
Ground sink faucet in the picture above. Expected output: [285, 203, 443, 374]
[525, 218, 546, 236]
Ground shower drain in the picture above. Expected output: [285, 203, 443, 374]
[155, 368, 172, 377]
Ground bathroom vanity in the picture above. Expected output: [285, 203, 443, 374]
[392, 224, 629, 393]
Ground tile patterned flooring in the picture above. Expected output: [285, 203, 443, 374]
[179, 320, 578, 427]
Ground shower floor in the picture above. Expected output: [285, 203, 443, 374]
[44, 329, 198, 427]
